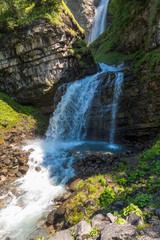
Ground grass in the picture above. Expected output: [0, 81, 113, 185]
[0, 0, 84, 36]
[0, 92, 49, 137]
[0, 0, 62, 32]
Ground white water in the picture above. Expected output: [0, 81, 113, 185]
[0, 64, 124, 240]
[109, 72, 124, 144]
[88, 0, 110, 43]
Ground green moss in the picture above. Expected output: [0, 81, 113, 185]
[0, 92, 49, 136]
[0, 0, 62, 32]
[135, 49, 160, 83]
[98, 186, 116, 209]
[115, 217, 126, 225]
[122, 203, 142, 217]
[139, 140, 160, 160]
[62, 1, 84, 35]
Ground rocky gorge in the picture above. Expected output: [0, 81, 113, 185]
[0, 0, 160, 239]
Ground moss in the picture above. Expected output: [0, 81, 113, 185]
[135, 49, 160, 84]
[62, 0, 85, 35]
[0, 0, 62, 32]
[139, 140, 160, 160]
[115, 217, 126, 225]
[122, 203, 142, 217]
[0, 92, 49, 137]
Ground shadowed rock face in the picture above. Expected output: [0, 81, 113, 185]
[65, 0, 97, 42]
[87, 68, 160, 146]
[0, 14, 96, 113]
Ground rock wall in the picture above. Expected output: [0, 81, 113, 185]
[65, 0, 96, 42]
[0, 7, 97, 113]
[87, 67, 160, 147]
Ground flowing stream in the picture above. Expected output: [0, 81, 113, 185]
[88, 0, 110, 43]
[0, 64, 124, 240]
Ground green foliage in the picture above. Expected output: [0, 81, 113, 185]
[135, 49, 160, 83]
[0, 91, 48, 134]
[88, 227, 99, 238]
[139, 140, 160, 160]
[129, 193, 153, 208]
[0, 0, 62, 32]
[98, 186, 116, 209]
[117, 177, 127, 186]
[122, 203, 142, 217]
[136, 224, 150, 231]
[115, 217, 126, 225]
[88, 184, 97, 194]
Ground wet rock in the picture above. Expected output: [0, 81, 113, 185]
[101, 223, 137, 240]
[61, 192, 72, 202]
[35, 166, 41, 172]
[19, 165, 29, 174]
[66, 178, 82, 192]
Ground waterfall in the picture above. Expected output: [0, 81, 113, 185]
[46, 73, 102, 142]
[0, 64, 124, 240]
[88, 0, 110, 43]
[109, 72, 124, 144]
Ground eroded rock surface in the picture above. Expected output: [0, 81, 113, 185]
[66, 0, 97, 42]
[0, 10, 96, 113]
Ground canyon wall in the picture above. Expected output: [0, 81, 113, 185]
[0, 5, 96, 113]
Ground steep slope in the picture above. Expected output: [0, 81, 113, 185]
[65, 0, 96, 42]
[0, 1, 96, 113]
[88, 0, 160, 145]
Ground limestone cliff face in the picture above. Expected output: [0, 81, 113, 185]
[0, 8, 96, 113]
[65, 0, 96, 42]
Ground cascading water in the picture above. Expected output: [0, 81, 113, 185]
[88, 0, 110, 43]
[0, 63, 124, 240]
[109, 72, 124, 144]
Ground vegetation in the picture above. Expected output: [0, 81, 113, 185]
[0, 91, 49, 138]
[0, 0, 62, 33]
[89, 0, 160, 85]
[60, 138, 160, 230]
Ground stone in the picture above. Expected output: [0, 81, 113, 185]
[19, 165, 29, 174]
[65, 0, 95, 42]
[61, 192, 72, 201]
[107, 213, 117, 223]
[74, 220, 92, 240]
[35, 166, 41, 172]
[127, 213, 143, 225]
[155, 208, 160, 218]
[91, 214, 110, 231]
[49, 229, 73, 240]
[66, 178, 82, 192]
[0, 16, 96, 113]
[101, 223, 137, 240]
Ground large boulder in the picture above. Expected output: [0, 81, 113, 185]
[101, 223, 137, 240]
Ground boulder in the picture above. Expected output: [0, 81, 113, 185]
[74, 220, 92, 240]
[127, 213, 143, 225]
[91, 214, 110, 231]
[101, 223, 137, 240]
[49, 229, 73, 240]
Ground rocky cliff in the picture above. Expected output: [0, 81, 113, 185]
[88, 0, 160, 146]
[0, 2, 96, 113]
[65, 0, 96, 42]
